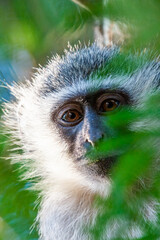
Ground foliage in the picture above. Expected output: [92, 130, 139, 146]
[88, 93, 160, 239]
[93, 51, 149, 78]
[0, 0, 93, 62]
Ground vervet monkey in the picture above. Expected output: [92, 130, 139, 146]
[2, 44, 160, 239]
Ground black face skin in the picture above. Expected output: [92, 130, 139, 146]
[52, 90, 130, 178]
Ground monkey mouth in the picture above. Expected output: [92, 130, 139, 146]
[91, 156, 118, 177]
[77, 155, 118, 178]
[95, 156, 117, 174]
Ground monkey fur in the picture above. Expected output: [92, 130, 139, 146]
[2, 44, 160, 239]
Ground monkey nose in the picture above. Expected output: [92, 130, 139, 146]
[85, 133, 104, 147]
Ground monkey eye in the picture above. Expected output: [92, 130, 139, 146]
[56, 103, 83, 126]
[62, 110, 82, 123]
[100, 99, 120, 112]
[97, 93, 125, 114]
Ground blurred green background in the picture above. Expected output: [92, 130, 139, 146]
[0, 0, 160, 239]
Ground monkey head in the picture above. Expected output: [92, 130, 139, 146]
[3, 44, 160, 194]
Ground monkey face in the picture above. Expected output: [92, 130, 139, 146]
[52, 90, 129, 179]
[4, 44, 160, 188]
